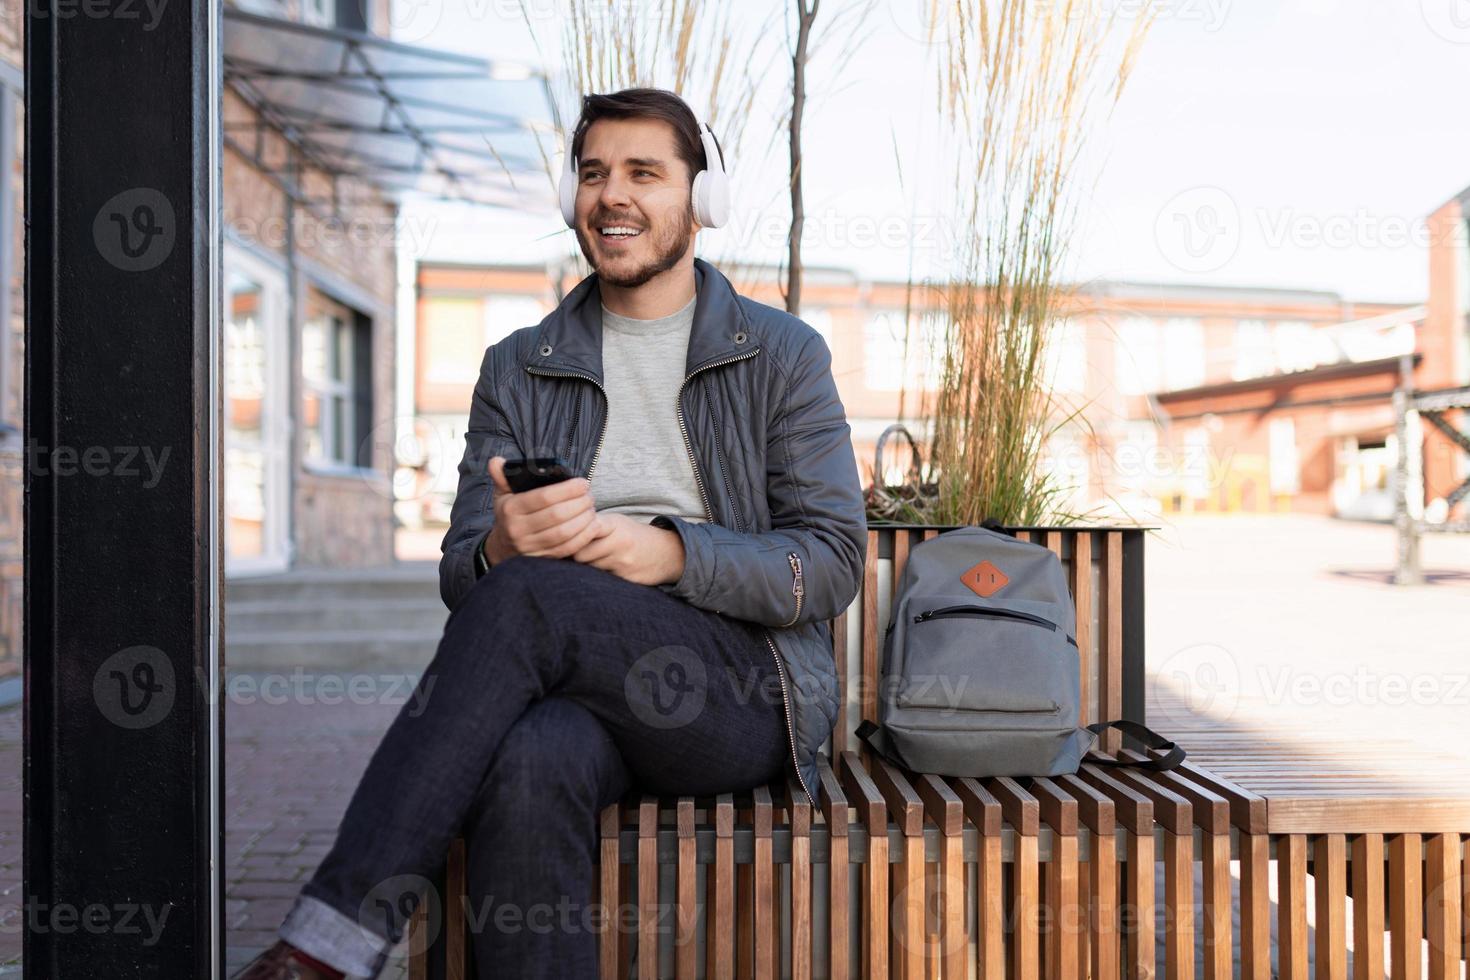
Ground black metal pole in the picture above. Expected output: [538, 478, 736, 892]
[24, 0, 221, 975]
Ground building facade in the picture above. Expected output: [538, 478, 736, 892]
[409, 258, 1437, 530]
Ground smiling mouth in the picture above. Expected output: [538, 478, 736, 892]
[597, 224, 644, 244]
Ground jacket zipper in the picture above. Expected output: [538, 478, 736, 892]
[913, 604, 1078, 648]
[525, 365, 608, 480]
[779, 552, 804, 628]
[673, 346, 817, 810]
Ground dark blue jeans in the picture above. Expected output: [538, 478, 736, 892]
[277, 554, 790, 979]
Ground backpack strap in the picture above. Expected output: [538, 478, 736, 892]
[1083, 719, 1186, 771]
[854, 720, 910, 770]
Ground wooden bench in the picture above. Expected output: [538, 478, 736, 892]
[409, 525, 1470, 979]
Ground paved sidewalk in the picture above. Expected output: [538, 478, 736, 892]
[0, 514, 1466, 975]
[224, 685, 411, 978]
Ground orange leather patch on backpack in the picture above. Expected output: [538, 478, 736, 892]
[960, 560, 1008, 597]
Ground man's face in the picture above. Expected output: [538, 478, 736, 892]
[571, 117, 698, 289]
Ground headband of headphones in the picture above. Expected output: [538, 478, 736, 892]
[559, 120, 730, 230]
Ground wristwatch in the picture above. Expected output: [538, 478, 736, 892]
[473, 529, 492, 579]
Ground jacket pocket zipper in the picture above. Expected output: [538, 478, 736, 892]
[912, 604, 1078, 648]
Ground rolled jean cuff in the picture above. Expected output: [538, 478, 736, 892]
[278, 890, 392, 979]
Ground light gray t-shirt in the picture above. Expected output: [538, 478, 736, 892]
[588, 295, 710, 525]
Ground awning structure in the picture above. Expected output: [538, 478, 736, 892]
[222, 7, 558, 210]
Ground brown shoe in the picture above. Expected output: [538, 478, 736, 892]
[229, 939, 334, 980]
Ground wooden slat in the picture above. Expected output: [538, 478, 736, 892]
[1239, 833, 1272, 980]
[1352, 833, 1385, 980]
[1054, 773, 1118, 980]
[840, 751, 888, 980]
[869, 760, 923, 980]
[1424, 833, 1461, 980]
[955, 778, 1004, 980]
[1314, 833, 1347, 980]
[1388, 832, 1423, 980]
[860, 529, 880, 739]
[709, 795, 735, 980]
[1031, 778, 1080, 980]
[676, 798, 698, 980]
[786, 777, 813, 980]
[1199, 825, 1231, 980]
[752, 785, 775, 980]
[1099, 532, 1124, 754]
[1162, 827, 1195, 980]
[407, 900, 427, 980]
[1170, 758, 1268, 835]
[1078, 766, 1154, 979]
[989, 777, 1040, 980]
[915, 774, 966, 980]
[1279, 833, 1308, 980]
[1071, 531, 1094, 727]
[638, 795, 660, 980]
[817, 758, 850, 980]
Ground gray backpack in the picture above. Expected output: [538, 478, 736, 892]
[855, 524, 1183, 778]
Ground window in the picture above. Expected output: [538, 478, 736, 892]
[300, 0, 335, 27]
[1269, 417, 1300, 495]
[1232, 319, 1274, 380]
[1182, 427, 1210, 499]
[1114, 317, 1161, 395]
[802, 308, 833, 349]
[484, 295, 547, 346]
[864, 309, 941, 391]
[303, 289, 371, 469]
[422, 298, 482, 385]
[1162, 318, 1205, 391]
[1044, 318, 1086, 393]
[1273, 320, 1324, 374]
[1114, 420, 1159, 496]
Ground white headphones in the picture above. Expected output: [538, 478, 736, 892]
[559, 120, 730, 230]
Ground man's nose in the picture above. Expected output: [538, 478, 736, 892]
[597, 172, 633, 210]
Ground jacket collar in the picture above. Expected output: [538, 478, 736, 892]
[525, 257, 756, 385]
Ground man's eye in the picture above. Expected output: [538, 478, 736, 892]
[634, 170, 655, 178]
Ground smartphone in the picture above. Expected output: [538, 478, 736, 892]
[502, 456, 576, 494]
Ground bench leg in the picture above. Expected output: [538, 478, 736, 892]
[1315, 834, 1348, 980]
[1240, 833, 1272, 980]
[1388, 833, 1423, 980]
[1124, 829, 1155, 980]
[1352, 833, 1386, 980]
[1279, 833, 1309, 980]
[1088, 831, 1118, 980]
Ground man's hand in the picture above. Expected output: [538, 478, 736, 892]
[482, 456, 603, 565]
[570, 512, 686, 587]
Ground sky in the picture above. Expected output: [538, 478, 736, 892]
[392, 0, 1470, 305]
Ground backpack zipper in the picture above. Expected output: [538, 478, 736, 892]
[912, 604, 1078, 648]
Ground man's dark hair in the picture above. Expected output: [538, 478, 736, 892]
[569, 88, 723, 185]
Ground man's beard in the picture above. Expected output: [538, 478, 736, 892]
[577, 207, 693, 289]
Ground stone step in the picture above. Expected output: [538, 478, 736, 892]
[224, 628, 444, 672]
[226, 562, 441, 604]
[227, 596, 449, 634]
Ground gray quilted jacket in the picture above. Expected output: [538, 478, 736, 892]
[437, 257, 868, 807]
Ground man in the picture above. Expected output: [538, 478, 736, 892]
[235, 87, 866, 979]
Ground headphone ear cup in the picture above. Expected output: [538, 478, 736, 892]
[691, 170, 709, 226]
[559, 158, 577, 228]
[691, 169, 729, 229]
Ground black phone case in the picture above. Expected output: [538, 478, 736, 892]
[504, 456, 574, 494]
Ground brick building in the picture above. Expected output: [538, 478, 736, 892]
[0, 1, 552, 676]
[407, 259, 1424, 527]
